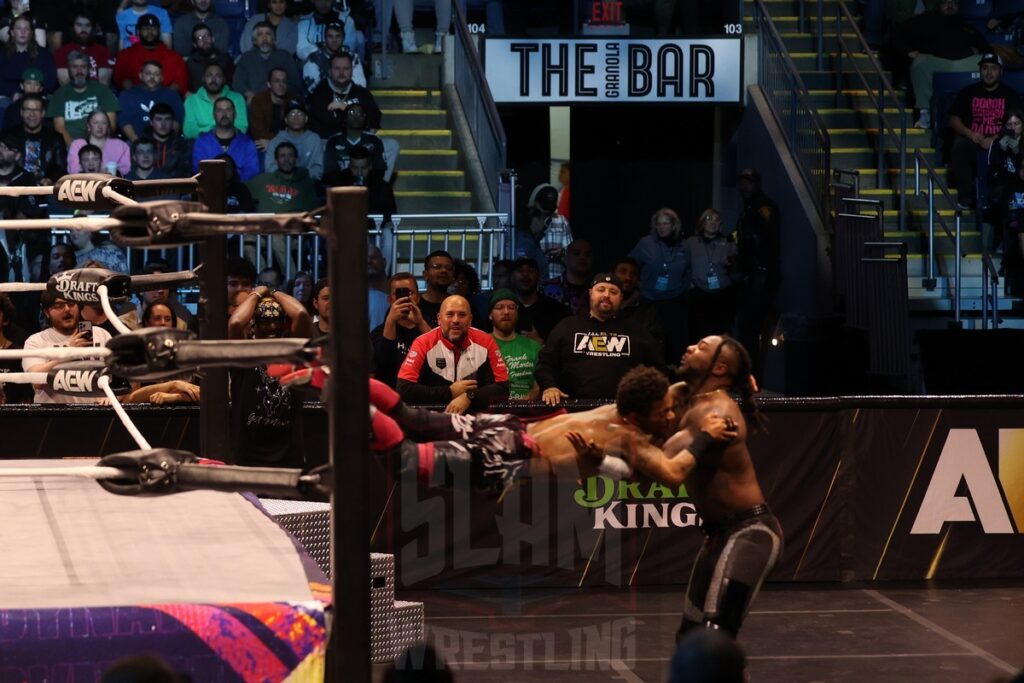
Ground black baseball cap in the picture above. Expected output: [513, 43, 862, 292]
[137, 14, 160, 28]
[285, 100, 307, 115]
[979, 52, 1003, 68]
[590, 272, 623, 291]
[512, 256, 539, 271]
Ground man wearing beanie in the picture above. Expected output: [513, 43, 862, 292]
[535, 273, 666, 404]
[488, 289, 540, 400]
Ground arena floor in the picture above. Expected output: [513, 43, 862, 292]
[385, 583, 1024, 682]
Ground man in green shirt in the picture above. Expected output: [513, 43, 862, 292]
[48, 51, 120, 146]
[489, 289, 540, 400]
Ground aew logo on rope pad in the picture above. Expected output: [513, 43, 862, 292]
[574, 333, 631, 357]
[54, 174, 134, 210]
[574, 476, 698, 530]
[911, 429, 1024, 534]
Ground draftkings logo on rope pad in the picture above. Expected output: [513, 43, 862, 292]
[574, 476, 698, 530]
[912, 429, 1024, 534]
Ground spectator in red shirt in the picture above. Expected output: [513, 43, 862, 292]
[54, 13, 114, 88]
[113, 14, 189, 96]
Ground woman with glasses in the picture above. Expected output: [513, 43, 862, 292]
[687, 208, 738, 345]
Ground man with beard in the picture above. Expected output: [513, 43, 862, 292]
[185, 23, 234, 93]
[307, 51, 380, 137]
[183, 63, 247, 139]
[54, 13, 114, 87]
[536, 272, 664, 404]
[191, 97, 258, 181]
[509, 256, 567, 343]
[117, 61, 186, 143]
[172, 0, 230, 57]
[488, 289, 539, 400]
[228, 285, 312, 468]
[21, 290, 112, 404]
[233, 22, 302, 106]
[115, 0, 172, 49]
[47, 51, 119, 146]
[2, 94, 66, 185]
[115, 14, 188, 96]
[302, 23, 366, 94]
[416, 250, 454, 327]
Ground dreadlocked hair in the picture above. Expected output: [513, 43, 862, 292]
[717, 335, 767, 433]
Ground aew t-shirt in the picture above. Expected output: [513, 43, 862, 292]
[951, 82, 1021, 137]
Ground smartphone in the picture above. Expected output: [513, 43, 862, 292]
[77, 320, 93, 341]
[394, 287, 412, 317]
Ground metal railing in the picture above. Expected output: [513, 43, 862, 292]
[981, 252, 1000, 329]
[754, 0, 831, 223]
[833, 0, 908, 233]
[914, 150, 965, 325]
[451, 0, 507, 209]
[860, 241, 910, 380]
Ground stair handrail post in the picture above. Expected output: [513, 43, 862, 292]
[899, 109, 907, 233]
[834, 11, 843, 108]
[816, 0, 824, 71]
[992, 270, 999, 327]
[954, 210, 962, 326]
[914, 145, 920, 196]
[928, 174, 936, 283]
[983, 258, 990, 329]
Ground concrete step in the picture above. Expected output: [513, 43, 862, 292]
[381, 108, 448, 129]
[398, 149, 460, 171]
[851, 166, 948, 189]
[825, 127, 928, 147]
[789, 51, 874, 71]
[801, 70, 896, 91]
[377, 129, 452, 149]
[817, 107, 909, 128]
[374, 89, 444, 109]
[778, 32, 862, 52]
[831, 146, 933, 168]
[802, 88, 910, 110]
[392, 170, 465, 192]
[882, 229, 980, 252]
[394, 191, 472, 213]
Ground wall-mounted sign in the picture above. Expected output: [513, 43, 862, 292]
[484, 38, 743, 103]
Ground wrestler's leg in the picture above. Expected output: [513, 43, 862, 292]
[700, 519, 782, 637]
[677, 537, 715, 642]
[370, 378, 479, 441]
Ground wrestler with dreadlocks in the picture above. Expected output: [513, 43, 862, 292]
[660, 334, 782, 641]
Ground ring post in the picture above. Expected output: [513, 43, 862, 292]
[196, 160, 230, 461]
[325, 187, 370, 682]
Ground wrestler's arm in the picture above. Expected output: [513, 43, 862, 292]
[634, 406, 740, 487]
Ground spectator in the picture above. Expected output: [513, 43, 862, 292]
[183, 63, 248, 139]
[47, 50, 119, 147]
[141, 301, 176, 328]
[614, 255, 666, 353]
[990, 110, 1024, 292]
[172, 0, 230, 57]
[557, 162, 570, 220]
[68, 109, 130, 176]
[734, 168, 782, 373]
[488, 288, 540, 400]
[323, 102, 387, 181]
[226, 256, 256, 307]
[247, 141, 319, 214]
[144, 103, 192, 179]
[44, 243, 77, 280]
[535, 272, 665, 405]
[228, 286, 311, 468]
[22, 290, 112, 404]
[450, 259, 488, 321]
[0, 67, 46, 131]
[0, 16, 57, 103]
[0, 132, 44, 223]
[514, 183, 572, 280]
[296, 0, 358, 61]
[115, 0, 172, 50]
[257, 266, 283, 289]
[126, 137, 167, 180]
[54, 13, 114, 88]
[491, 258, 514, 291]
[370, 272, 431, 387]
[249, 68, 302, 152]
[121, 260, 194, 331]
[377, 0, 450, 53]
[687, 208, 739, 344]
[114, 15, 189, 97]
[76, 142, 104, 173]
[192, 97, 259, 180]
[417, 249, 453, 326]
[240, 0, 298, 56]
[891, 0, 989, 128]
[543, 238, 593, 315]
[949, 53, 1020, 208]
[265, 100, 324, 179]
[117, 61, 186, 143]
[629, 207, 691, 360]
[79, 302, 121, 337]
[368, 243, 388, 292]
[2, 94, 67, 184]
[0, 0, 46, 48]
[234, 22, 302, 107]
[0, 292, 31, 404]
[303, 25, 366, 94]
[307, 51, 380, 138]
[397, 294, 509, 413]
[510, 256, 568, 342]
[0, 138, 48, 285]
[288, 270, 315, 314]
[184, 23, 234, 93]
[332, 145, 396, 221]
[68, 227, 129, 272]
[216, 153, 258, 212]
[310, 277, 328, 335]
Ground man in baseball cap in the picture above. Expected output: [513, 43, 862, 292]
[488, 289, 541, 399]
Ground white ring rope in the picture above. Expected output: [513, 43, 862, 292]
[0, 282, 45, 292]
[0, 372, 46, 385]
[0, 347, 110, 360]
[98, 285, 134, 335]
[0, 218, 120, 231]
[101, 187, 138, 207]
[98, 375, 151, 450]
[0, 465, 128, 480]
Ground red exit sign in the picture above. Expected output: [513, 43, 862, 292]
[590, 1, 624, 24]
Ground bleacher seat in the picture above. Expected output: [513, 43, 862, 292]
[1000, 69, 1024, 90]
[931, 71, 980, 133]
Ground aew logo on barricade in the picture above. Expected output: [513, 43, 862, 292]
[573, 333, 631, 357]
[574, 476, 698, 530]
[912, 429, 1024, 534]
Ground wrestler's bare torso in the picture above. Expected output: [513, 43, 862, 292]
[661, 391, 766, 519]
[526, 404, 654, 478]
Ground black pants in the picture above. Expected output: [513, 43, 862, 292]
[679, 509, 783, 638]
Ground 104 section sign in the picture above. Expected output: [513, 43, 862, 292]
[484, 38, 742, 103]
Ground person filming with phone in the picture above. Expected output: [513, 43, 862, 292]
[370, 272, 433, 388]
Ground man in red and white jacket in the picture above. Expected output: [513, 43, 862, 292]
[397, 295, 509, 414]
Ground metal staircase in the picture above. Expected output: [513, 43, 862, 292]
[748, 0, 1014, 327]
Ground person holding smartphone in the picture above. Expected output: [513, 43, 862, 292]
[370, 272, 432, 388]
